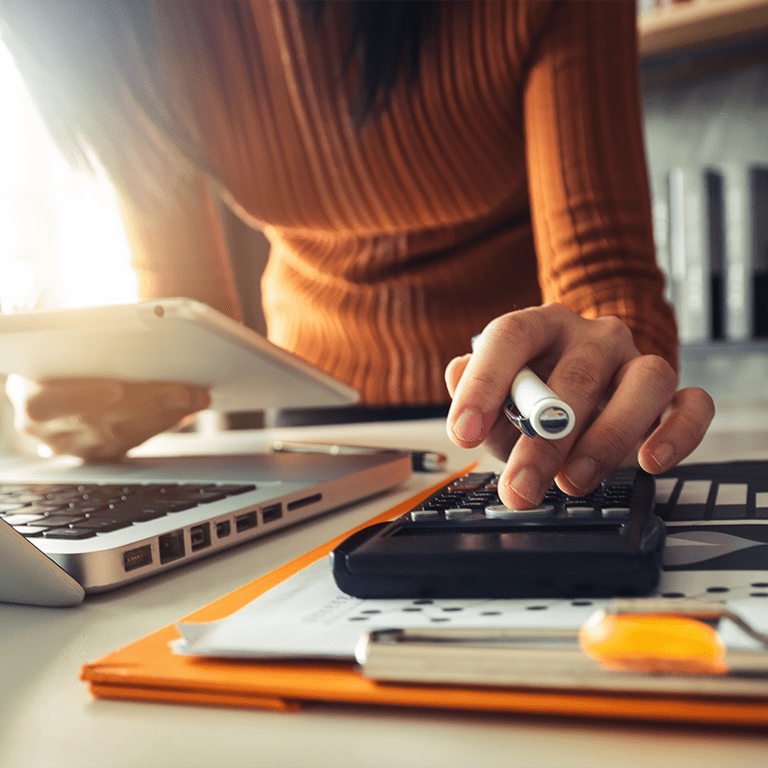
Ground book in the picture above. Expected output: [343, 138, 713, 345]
[721, 163, 768, 341]
[669, 166, 711, 344]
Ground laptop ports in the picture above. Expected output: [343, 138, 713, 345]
[190, 522, 211, 552]
[124, 545, 153, 572]
[262, 503, 283, 523]
[235, 510, 258, 533]
[158, 530, 185, 564]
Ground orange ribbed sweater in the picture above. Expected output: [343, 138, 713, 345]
[120, 0, 677, 406]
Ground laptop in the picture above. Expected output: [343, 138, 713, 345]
[0, 448, 412, 607]
[0, 297, 412, 606]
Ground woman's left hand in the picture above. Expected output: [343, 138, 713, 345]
[445, 304, 715, 510]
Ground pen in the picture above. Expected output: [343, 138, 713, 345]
[271, 441, 447, 472]
[470, 335, 575, 440]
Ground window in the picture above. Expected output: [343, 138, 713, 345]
[0, 39, 137, 313]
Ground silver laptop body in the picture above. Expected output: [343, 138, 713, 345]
[0, 450, 411, 606]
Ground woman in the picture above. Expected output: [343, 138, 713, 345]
[0, 0, 713, 510]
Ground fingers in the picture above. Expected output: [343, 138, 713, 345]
[447, 306, 633, 450]
[444, 305, 714, 512]
[444, 354, 471, 399]
[24, 379, 127, 422]
[638, 387, 715, 474]
[555, 354, 678, 496]
[447, 307, 561, 448]
[497, 353, 677, 508]
[17, 378, 211, 461]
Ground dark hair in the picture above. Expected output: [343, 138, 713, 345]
[0, 0, 438, 203]
[301, 0, 437, 124]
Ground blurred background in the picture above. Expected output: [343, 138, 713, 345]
[1, 0, 767, 449]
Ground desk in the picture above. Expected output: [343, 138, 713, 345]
[1, 410, 767, 768]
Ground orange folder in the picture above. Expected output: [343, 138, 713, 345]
[81, 466, 768, 727]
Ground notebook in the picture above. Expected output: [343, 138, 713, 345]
[0, 448, 412, 607]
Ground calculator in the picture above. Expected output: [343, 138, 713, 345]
[331, 467, 665, 599]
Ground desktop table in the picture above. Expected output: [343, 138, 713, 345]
[1, 407, 767, 768]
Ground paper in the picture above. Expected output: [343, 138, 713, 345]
[173, 556, 768, 660]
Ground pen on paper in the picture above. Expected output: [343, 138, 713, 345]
[470, 335, 574, 440]
[271, 441, 447, 472]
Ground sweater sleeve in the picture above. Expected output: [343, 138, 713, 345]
[116, 168, 243, 322]
[522, 0, 678, 370]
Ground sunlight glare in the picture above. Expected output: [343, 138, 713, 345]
[0, 38, 137, 311]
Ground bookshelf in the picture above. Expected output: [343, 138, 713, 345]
[639, 3, 768, 398]
[639, 0, 768, 58]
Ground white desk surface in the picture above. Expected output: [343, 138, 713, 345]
[2, 405, 768, 768]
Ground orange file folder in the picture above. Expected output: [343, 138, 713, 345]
[80, 466, 768, 727]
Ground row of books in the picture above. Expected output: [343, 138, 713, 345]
[652, 163, 768, 344]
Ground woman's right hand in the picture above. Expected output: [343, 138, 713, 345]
[5, 374, 211, 462]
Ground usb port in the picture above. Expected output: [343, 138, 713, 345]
[235, 510, 258, 533]
[216, 520, 231, 538]
[190, 522, 211, 552]
[124, 545, 152, 572]
[158, 530, 185, 564]
[262, 503, 283, 523]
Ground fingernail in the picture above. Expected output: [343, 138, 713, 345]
[164, 387, 193, 409]
[452, 407, 483, 443]
[509, 467, 543, 507]
[648, 443, 675, 472]
[563, 456, 599, 493]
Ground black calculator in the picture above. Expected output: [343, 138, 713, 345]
[331, 467, 665, 599]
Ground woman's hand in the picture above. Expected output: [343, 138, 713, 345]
[445, 304, 715, 510]
[6, 374, 211, 462]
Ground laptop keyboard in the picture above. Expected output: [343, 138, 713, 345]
[0, 482, 256, 539]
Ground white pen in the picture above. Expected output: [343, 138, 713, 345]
[505, 366, 575, 440]
[470, 335, 575, 440]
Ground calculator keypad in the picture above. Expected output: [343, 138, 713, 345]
[404, 468, 637, 528]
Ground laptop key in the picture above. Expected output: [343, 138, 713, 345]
[71, 519, 134, 532]
[209, 484, 256, 495]
[31, 514, 87, 527]
[5, 513, 48, 526]
[90, 507, 170, 522]
[42, 527, 97, 540]
[10, 525, 49, 537]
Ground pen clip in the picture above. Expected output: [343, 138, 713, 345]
[503, 396, 537, 439]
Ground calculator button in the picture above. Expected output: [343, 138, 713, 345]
[601, 507, 631, 519]
[444, 507, 473, 520]
[410, 509, 441, 521]
[566, 506, 597, 517]
[485, 504, 556, 519]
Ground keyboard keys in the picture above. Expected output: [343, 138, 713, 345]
[42, 528, 98, 540]
[0, 481, 257, 536]
[566, 505, 597, 517]
[397, 468, 655, 530]
[601, 507, 631, 519]
[444, 507, 473, 520]
[4, 512, 48, 526]
[485, 504, 556, 519]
